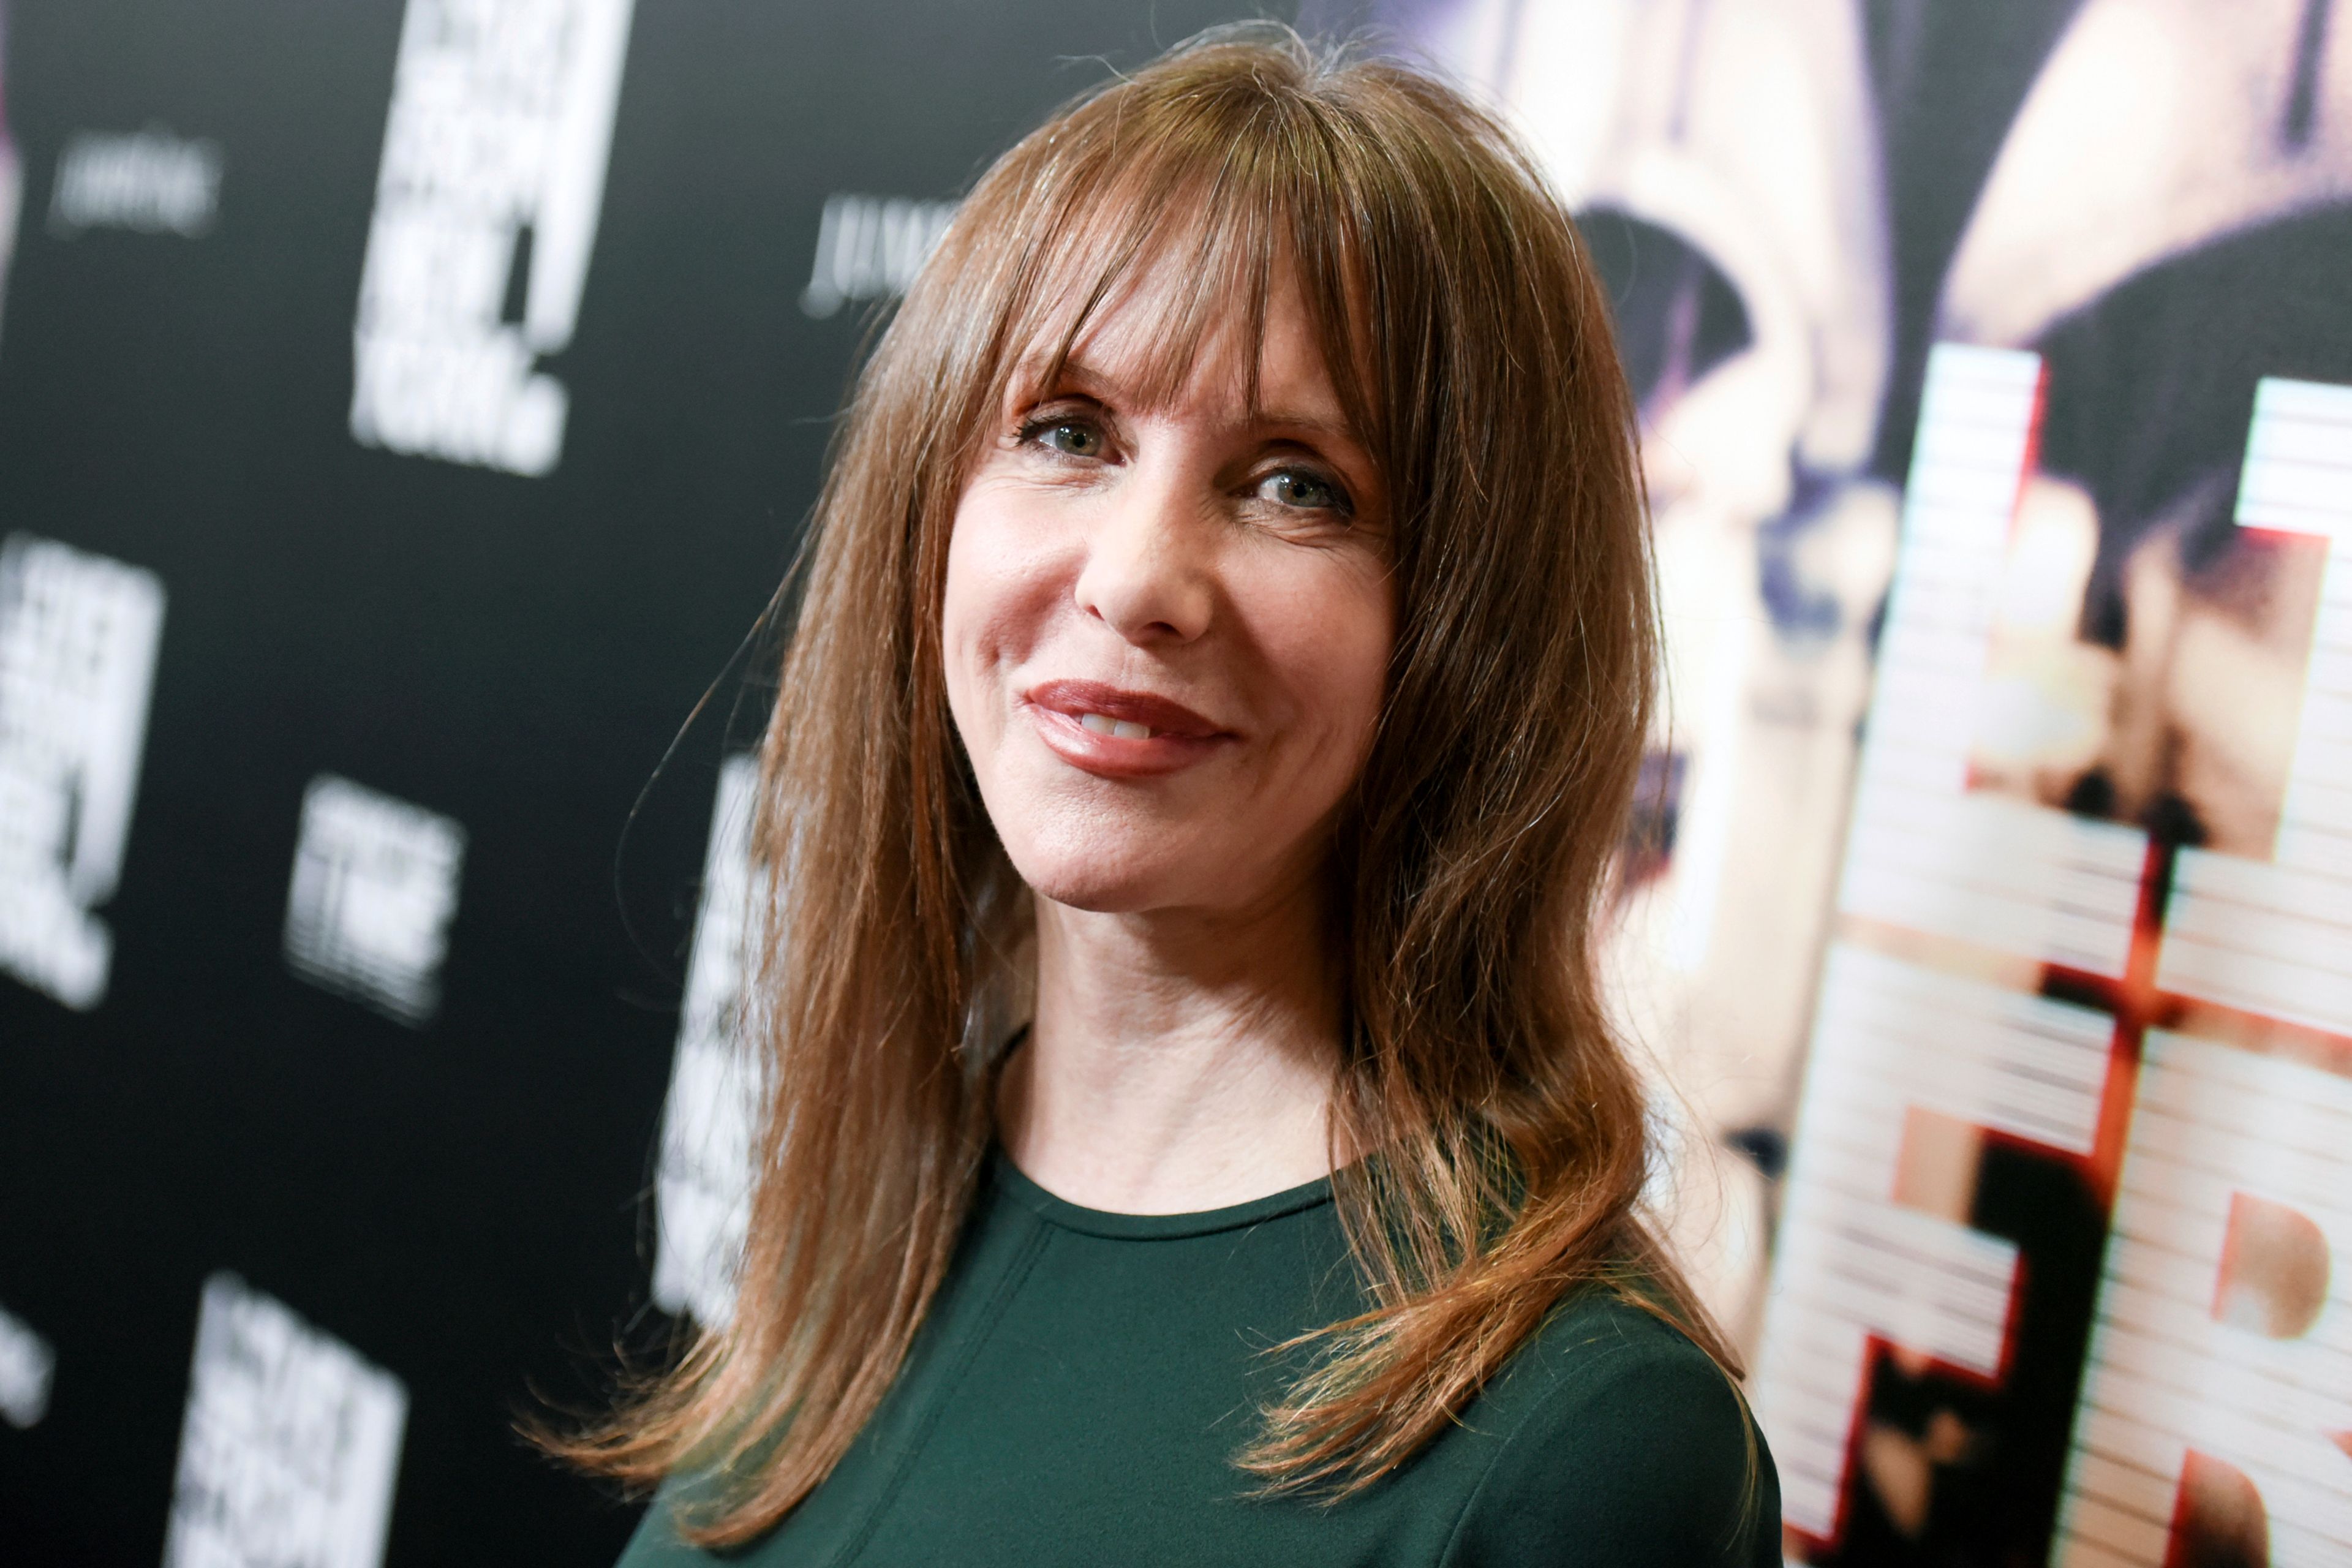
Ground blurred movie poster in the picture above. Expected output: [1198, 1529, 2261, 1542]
[1327, 1, 2352, 1563]
[1336, 0, 1900, 1351]
[0, 1, 18, 344]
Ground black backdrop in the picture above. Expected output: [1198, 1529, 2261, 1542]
[0, 4, 1268, 1561]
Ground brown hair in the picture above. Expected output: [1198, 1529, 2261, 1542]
[557, 23, 1735, 1544]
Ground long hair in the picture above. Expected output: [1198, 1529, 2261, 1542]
[555, 24, 1735, 1545]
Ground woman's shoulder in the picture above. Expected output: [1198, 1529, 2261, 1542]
[1479, 1283, 1728, 1411]
[1437, 1286, 1781, 1567]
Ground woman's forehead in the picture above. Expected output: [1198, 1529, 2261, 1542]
[1000, 228, 1373, 441]
[1017, 264, 1351, 423]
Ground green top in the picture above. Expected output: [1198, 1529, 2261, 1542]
[618, 1152, 1779, 1567]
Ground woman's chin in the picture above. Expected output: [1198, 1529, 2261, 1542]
[1014, 861, 1185, 916]
[1004, 835, 1224, 917]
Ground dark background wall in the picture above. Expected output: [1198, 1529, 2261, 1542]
[0, 4, 1269, 1562]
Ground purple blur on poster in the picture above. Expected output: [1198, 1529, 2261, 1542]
[0, 1, 20, 346]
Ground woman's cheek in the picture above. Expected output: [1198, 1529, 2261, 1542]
[954, 490, 1074, 662]
[1275, 565, 1392, 761]
[941, 500, 1018, 760]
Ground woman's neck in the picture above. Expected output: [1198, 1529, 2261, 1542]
[997, 876, 1342, 1214]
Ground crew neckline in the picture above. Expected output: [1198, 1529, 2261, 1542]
[988, 1147, 1336, 1240]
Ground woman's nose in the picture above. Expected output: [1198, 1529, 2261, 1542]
[1071, 464, 1216, 645]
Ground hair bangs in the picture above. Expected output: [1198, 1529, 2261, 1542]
[973, 83, 1381, 461]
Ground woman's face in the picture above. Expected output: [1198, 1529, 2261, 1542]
[943, 266, 1395, 919]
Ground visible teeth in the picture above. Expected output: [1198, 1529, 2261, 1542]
[1076, 712, 1154, 739]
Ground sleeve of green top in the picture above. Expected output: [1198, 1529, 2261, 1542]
[1438, 1324, 1781, 1567]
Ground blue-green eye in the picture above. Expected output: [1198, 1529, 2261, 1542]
[1027, 418, 1104, 458]
[1260, 469, 1349, 514]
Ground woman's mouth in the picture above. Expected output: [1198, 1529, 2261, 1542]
[1023, 680, 1231, 777]
[1075, 712, 1158, 740]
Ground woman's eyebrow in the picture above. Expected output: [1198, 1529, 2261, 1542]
[1254, 409, 1357, 442]
[1014, 356, 1119, 402]
[1029, 355, 1366, 456]
[1246, 407, 1379, 473]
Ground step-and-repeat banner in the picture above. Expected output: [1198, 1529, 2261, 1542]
[4, 2, 2350, 1564]
[0, 3, 1264, 1563]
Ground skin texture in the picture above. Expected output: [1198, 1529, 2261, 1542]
[942, 265, 1394, 1213]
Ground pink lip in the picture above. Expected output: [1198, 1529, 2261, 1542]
[1022, 679, 1233, 778]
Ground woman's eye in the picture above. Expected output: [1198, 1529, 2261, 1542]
[1258, 469, 1350, 514]
[1025, 418, 1106, 459]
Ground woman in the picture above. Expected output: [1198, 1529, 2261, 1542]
[576, 25, 1779, 1566]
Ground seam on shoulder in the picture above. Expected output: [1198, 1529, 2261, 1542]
[1431, 1309, 1725, 1567]
[1431, 1321, 1646, 1566]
